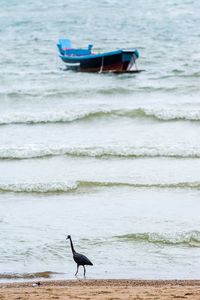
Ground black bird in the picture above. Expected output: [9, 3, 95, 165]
[66, 235, 93, 277]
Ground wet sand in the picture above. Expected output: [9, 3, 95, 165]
[0, 279, 200, 299]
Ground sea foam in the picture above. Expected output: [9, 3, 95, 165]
[1, 144, 200, 159]
[1, 180, 200, 194]
[1, 107, 200, 125]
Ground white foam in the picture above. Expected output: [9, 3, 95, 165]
[1, 107, 200, 124]
[1, 144, 200, 159]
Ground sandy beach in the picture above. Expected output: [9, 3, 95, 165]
[0, 280, 200, 300]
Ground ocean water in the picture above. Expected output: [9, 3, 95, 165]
[0, 0, 200, 281]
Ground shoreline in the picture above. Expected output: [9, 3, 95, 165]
[1, 279, 200, 299]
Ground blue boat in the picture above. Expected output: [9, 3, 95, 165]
[57, 39, 140, 73]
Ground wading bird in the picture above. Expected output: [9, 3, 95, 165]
[66, 235, 93, 277]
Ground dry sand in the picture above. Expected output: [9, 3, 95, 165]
[0, 279, 200, 300]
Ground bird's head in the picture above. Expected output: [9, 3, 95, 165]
[66, 235, 71, 240]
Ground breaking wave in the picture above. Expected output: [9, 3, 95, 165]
[1, 107, 200, 124]
[115, 231, 200, 247]
[0, 182, 78, 193]
[2, 144, 200, 159]
[1, 180, 200, 194]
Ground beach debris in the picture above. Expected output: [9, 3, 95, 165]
[32, 282, 41, 287]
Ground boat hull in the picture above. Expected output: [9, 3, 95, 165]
[60, 51, 137, 73]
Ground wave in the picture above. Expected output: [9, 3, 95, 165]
[115, 231, 200, 247]
[2, 144, 200, 159]
[0, 109, 112, 124]
[0, 90, 87, 99]
[1, 180, 200, 194]
[1, 107, 200, 124]
[0, 271, 57, 279]
[158, 71, 200, 80]
[0, 87, 132, 100]
[0, 182, 78, 193]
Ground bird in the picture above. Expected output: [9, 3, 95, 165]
[66, 235, 93, 277]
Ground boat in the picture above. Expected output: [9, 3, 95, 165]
[57, 39, 140, 73]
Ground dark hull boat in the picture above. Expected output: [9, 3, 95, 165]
[57, 39, 140, 73]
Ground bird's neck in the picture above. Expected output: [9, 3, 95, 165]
[69, 237, 75, 254]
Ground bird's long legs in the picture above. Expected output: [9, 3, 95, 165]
[75, 264, 87, 277]
[83, 265, 86, 277]
[75, 264, 79, 276]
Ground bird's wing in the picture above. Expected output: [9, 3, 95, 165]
[74, 252, 93, 266]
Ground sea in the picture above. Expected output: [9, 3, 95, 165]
[0, 0, 200, 281]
